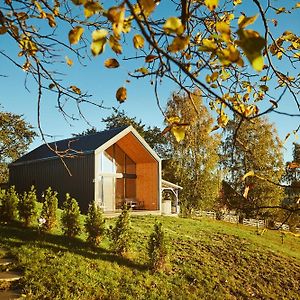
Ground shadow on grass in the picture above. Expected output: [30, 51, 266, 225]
[0, 224, 147, 272]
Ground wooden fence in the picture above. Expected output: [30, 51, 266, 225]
[194, 210, 300, 233]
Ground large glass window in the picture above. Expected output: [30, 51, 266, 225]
[99, 144, 137, 209]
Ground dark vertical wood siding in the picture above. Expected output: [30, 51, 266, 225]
[9, 154, 95, 213]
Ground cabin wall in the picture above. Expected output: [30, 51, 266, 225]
[136, 161, 159, 210]
[9, 154, 95, 213]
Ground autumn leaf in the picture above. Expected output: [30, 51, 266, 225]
[133, 34, 144, 49]
[91, 29, 108, 56]
[236, 29, 266, 71]
[135, 67, 149, 74]
[216, 21, 231, 41]
[84, 1, 102, 18]
[109, 35, 122, 54]
[65, 56, 73, 67]
[116, 87, 127, 103]
[242, 170, 255, 181]
[107, 5, 125, 37]
[163, 17, 184, 35]
[68, 26, 84, 45]
[70, 85, 81, 94]
[171, 126, 186, 142]
[238, 14, 258, 29]
[104, 58, 119, 68]
[145, 54, 158, 63]
[139, 0, 156, 16]
[168, 36, 190, 52]
[0, 26, 8, 35]
[204, 0, 218, 11]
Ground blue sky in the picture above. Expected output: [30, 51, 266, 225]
[0, 0, 299, 162]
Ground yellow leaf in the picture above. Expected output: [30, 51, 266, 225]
[116, 87, 127, 103]
[163, 17, 184, 35]
[136, 67, 149, 74]
[84, 1, 102, 18]
[217, 113, 229, 127]
[204, 0, 218, 11]
[68, 26, 84, 45]
[238, 14, 258, 29]
[276, 7, 286, 14]
[168, 36, 190, 53]
[236, 29, 266, 72]
[109, 35, 123, 54]
[145, 54, 158, 63]
[139, 0, 156, 16]
[70, 85, 81, 94]
[167, 116, 181, 124]
[233, 0, 242, 5]
[107, 5, 125, 37]
[171, 126, 186, 142]
[65, 56, 73, 67]
[242, 170, 255, 181]
[216, 21, 231, 41]
[211, 71, 219, 82]
[91, 29, 108, 56]
[295, 3, 300, 8]
[133, 34, 144, 49]
[104, 58, 120, 68]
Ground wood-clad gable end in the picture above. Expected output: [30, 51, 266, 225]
[9, 154, 95, 213]
[116, 133, 159, 210]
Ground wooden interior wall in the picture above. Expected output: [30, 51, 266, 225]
[136, 162, 158, 210]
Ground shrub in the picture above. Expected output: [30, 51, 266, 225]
[85, 203, 106, 247]
[61, 193, 82, 238]
[18, 185, 38, 227]
[110, 205, 132, 256]
[148, 222, 168, 272]
[0, 186, 19, 223]
[40, 187, 58, 232]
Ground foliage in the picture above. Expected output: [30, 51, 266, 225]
[40, 187, 58, 232]
[148, 222, 168, 272]
[220, 116, 285, 217]
[110, 205, 132, 257]
[0, 216, 299, 300]
[61, 193, 82, 238]
[164, 92, 221, 213]
[1, 1, 299, 142]
[85, 203, 106, 247]
[18, 185, 38, 227]
[0, 186, 19, 223]
[0, 111, 36, 183]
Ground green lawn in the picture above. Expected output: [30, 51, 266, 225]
[0, 215, 299, 300]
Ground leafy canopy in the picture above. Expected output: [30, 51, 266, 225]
[0, 0, 299, 140]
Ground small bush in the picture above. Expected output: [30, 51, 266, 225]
[110, 205, 132, 257]
[40, 187, 58, 232]
[148, 222, 168, 272]
[0, 186, 19, 223]
[85, 203, 106, 247]
[61, 193, 82, 238]
[18, 185, 38, 227]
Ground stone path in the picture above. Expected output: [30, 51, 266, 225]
[0, 248, 22, 300]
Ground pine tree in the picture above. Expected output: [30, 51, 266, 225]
[40, 187, 58, 232]
[18, 185, 38, 227]
[148, 222, 168, 272]
[0, 186, 19, 223]
[61, 193, 82, 238]
[110, 205, 132, 256]
[85, 203, 106, 247]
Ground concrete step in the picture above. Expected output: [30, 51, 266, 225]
[0, 289, 22, 300]
[0, 259, 14, 267]
[0, 272, 22, 282]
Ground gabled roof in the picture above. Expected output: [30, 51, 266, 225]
[12, 126, 128, 165]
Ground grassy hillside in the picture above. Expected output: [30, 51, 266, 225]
[0, 215, 299, 300]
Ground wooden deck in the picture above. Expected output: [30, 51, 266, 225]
[104, 210, 162, 218]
